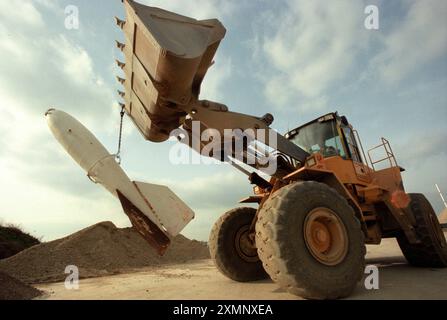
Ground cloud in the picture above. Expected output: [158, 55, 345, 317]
[0, 9, 115, 123]
[200, 55, 233, 101]
[49, 36, 95, 85]
[34, 0, 62, 12]
[394, 130, 447, 168]
[0, 86, 103, 200]
[143, 170, 251, 210]
[253, 0, 447, 112]
[0, 1, 45, 29]
[255, 0, 368, 110]
[0, 1, 112, 117]
[372, 0, 447, 83]
[0, 155, 128, 241]
[138, 0, 236, 20]
[0, 1, 119, 197]
[0, 2, 117, 203]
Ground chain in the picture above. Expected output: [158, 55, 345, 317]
[116, 105, 126, 164]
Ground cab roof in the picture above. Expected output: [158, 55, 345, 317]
[285, 112, 343, 139]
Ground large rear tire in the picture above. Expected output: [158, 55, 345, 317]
[256, 181, 366, 299]
[397, 194, 447, 267]
[209, 207, 268, 282]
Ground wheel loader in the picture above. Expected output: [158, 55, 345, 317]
[114, 1, 447, 299]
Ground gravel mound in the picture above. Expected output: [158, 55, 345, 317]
[0, 222, 209, 284]
[0, 271, 42, 300]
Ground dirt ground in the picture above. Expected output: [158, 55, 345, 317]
[35, 235, 447, 300]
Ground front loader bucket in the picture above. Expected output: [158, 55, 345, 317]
[118, 0, 226, 142]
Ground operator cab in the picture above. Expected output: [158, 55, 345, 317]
[285, 112, 364, 164]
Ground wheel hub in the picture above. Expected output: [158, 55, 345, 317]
[235, 226, 259, 263]
[310, 221, 331, 253]
[304, 207, 349, 266]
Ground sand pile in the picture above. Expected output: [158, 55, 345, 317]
[0, 222, 209, 284]
[0, 271, 42, 300]
[439, 208, 447, 224]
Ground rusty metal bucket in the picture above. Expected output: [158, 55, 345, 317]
[118, 0, 226, 142]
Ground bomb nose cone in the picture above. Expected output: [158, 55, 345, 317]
[45, 108, 62, 128]
[45, 108, 56, 117]
[45, 109, 69, 140]
[45, 108, 67, 129]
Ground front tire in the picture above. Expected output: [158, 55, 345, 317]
[209, 207, 268, 282]
[397, 194, 447, 267]
[256, 181, 366, 299]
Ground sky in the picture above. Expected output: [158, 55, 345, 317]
[0, 0, 446, 241]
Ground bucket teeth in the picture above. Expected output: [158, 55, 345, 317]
[119, 102, 126, 109]
[116, 76, 126, 85]
[116, 59, 126, 69]
[118, 90, 126, 98]
[115, 17, 126, 29]
[116, 41, 126, 52]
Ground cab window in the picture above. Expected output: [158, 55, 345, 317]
[342, 126, 362, 163]
[289, 120, 346, 159]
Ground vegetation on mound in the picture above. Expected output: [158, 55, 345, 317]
[0, 222, 40, 260]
